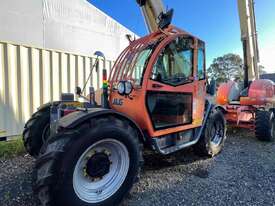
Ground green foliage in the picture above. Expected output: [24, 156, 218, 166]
[207, 53, 267, 84]
[0, 138, 26, 158]
[207, 53, 243, 84]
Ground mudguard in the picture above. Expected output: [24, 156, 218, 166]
[37, 101, 61, 111]
[58, 108, 146, 142]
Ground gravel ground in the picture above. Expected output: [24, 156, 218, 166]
[0, 129, 275, 206]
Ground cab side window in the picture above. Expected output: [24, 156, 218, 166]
[131, 48, 153, 85]
[197, 41, 205, 80]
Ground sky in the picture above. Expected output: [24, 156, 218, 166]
[88, 0, 275, 73]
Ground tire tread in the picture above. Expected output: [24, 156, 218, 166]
[34, 116, 143, 206]
[255, 110, 273, 141]
[22, 108, 50, 157]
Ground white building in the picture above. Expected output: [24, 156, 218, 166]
[0, 0, 137, 138]
[0, 0, 136, 60]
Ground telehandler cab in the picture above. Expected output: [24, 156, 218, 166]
[23, 1, 226, 205]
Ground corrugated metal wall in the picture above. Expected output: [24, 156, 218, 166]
[0, 41, 114, 137]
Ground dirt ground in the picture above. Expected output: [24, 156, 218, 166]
[0, 129, 275, 206]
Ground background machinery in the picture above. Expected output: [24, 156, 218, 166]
[216, 0, 275, 141]
[23, 0, 226, 205]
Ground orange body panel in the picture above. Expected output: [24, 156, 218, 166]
[248, 79, 274, 98]
[217, 79, 274, 129]
[224, 105, 255, 129]
[240, 79, 275, 105]
[108, 26, 206, 138]
[216, 81, 236, 105]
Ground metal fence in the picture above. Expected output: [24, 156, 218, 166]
[0, 41, 114, 138]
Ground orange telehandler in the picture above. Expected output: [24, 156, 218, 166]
[216, 0, 275, 141]
[22, 0, 226, 205]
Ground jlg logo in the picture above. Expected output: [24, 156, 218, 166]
[112, 98, 123, 106]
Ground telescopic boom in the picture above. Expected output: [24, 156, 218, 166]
[237, 0, 260, 87]
[136, 0, 173, 33]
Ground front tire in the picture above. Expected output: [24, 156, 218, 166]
[255, 110, 275, 141]
[34, 116, 142, 206]
[193, 109, 226, 157]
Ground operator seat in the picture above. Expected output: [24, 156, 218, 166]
[228, 82, 241, 102]
[239, 81, 252, 97]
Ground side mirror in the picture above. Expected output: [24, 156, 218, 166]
[207, 79, 216, 96]
[94, 51, 105, 59]
[93, 51, 105, 73]
[75, 86, 82, 96]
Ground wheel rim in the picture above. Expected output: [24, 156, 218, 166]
[73, 139, 129, 203]
[210, 120, 224, 146]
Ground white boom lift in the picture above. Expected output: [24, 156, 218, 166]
[136, 0, 173, 33]
[237, 0, 260, 88]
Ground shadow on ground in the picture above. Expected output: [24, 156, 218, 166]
[1, 128, 275, 206]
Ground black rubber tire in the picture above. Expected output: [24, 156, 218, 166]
[193, 109, 226, 157]
[34, 116, 143, 206]
[255, 110, 275, 142]
[22, 106, 50, 157]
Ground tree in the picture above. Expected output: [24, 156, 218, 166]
[207, 53, 268, 84]
[207, 53, 243, 84]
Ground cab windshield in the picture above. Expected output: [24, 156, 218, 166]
[151, 36, 194, 86]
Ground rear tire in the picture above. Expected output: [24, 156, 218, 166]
[22, 107, 50, 157]
[34, 116, 143, 206]
[255, 110, 275, 141]
[193, 109, 226, 157]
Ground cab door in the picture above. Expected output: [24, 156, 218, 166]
[145, 35, 205, 136]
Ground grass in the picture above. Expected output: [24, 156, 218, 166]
[0, 137, 26, 158]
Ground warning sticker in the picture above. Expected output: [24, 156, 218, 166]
[193, 118, 203, 126]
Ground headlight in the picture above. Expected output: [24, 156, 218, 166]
[117, 80, 133, 96]
[125, 81, 133, 95]
[117, 81, 125, 95]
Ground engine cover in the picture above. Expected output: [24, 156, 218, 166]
[240, 79, 275, 105]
